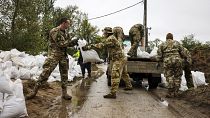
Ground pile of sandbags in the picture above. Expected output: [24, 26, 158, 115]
[0, 72, 28, 118]
[0, 49, 81, 82]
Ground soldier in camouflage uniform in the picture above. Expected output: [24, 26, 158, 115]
[127, 24, 144, 57]
[106, 26, 124, 79]
[156, 33, 188, 98]
[26, 18, 78, 100]
[181, 47, 194, 89]
[82, 27, 133, 99]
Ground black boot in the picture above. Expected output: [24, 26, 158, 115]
[103, 93, 116, 99]
[165, 88, 174, 98]
[124, 87, 133, 91]
[62, 87, 72, 100]
[25, 82, 40, 100]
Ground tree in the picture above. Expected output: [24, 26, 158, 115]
[181, 34, 202, 50]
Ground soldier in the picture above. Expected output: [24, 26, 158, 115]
[106, 26, 124, 80]
[182, 48, 194, 89]
[82, 27, 133, 99]
[127, 24, 144, 57]
[26, 17, 78, 100]
[156, 33, 188, 98]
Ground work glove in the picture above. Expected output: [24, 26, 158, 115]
[70, 38, 79, 46]
[82, 46, 89, 51]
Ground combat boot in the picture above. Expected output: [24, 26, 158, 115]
[62, 87, 72, 100]
[174, 88, 182, 98]
[25, 82, 41, 100]
[124, 87, 133, 91]
[103, 93, 116, 99]
[165, 88, 174, 98]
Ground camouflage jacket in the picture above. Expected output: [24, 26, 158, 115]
[85, 35, 125, 61]
[181, 47, 192, 64]
[48, 27, 74, 57]
[156, 39, 188, 63]
[129, 24, 144, 38]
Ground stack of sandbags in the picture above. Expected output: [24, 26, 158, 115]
[0, 72, 28, 118]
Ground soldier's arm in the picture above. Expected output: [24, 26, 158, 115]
[51, 30, 70, 48]
[156, 44, 163, 62]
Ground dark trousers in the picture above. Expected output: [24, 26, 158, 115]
[80, 62, 91, 77]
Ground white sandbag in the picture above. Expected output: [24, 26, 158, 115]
[179, 73, 188, 91]
[0, 73, 14, 94]
[1, 61, 12, 71]
[192, 71, 207, 87]
[0, 93, 4, 112]
[137, 47, 150, 58]
[51, 72, 60, 78]
[160, 74, 168, 87]
[149, 47, 158, 57]
[2, 51, 11, 62]
[47, 76, 57, 82]
[68, 55, 75, 72]
[10, 49, 24, 58]
[30, 66, 39, 76]
[78, 39, 103, 63]
[12, 79, 28, 117]
[19, 68, 31, 79]
[0, 96, 26, 118]
[10, 66, 20, 79]
[34, 54, 46, 68]
[21, 55, 36, 68]
[11, 56, 25, 67]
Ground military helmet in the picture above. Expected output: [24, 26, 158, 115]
[102, 27, 113, 34]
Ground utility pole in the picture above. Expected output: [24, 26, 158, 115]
[143, 0, 148, 51]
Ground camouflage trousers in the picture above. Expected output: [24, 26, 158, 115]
[163, 57, 183, 95]
[127, 40, 139, 57]
[183, 63, 194, 88]
[110, 58, 132, 94]
[37, 55, 69, 89]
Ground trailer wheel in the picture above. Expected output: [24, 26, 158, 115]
[148, 76, 161, 89]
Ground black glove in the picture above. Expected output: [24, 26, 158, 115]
[69, 38, 79, 46]
[82, 46, 89, 51]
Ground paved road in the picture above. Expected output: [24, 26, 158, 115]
[70, 64, 179, 118]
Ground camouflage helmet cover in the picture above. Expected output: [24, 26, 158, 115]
[102, 27, 113, 34]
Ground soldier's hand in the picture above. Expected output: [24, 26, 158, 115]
[82, 46, 89, 51]
[69, 38, 79, 46]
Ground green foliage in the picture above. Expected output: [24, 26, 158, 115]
[181, 34, 202, 51]
[148, 38, 162, 52]
[0, 0, 100, 55]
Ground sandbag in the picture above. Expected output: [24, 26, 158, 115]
[78, 39, 103, 63]
[0, 79, 28, 118]
[0, 73, 14, 94]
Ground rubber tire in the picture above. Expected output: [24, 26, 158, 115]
[148, 76, 161, 89]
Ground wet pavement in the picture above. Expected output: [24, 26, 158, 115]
[42, 64, 180, 118]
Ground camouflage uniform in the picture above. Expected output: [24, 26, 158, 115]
[26, 26, 77, 100]
[83, 29, 132, 98]
[127, 24, 144, 57]
[157, 36, 188, 97]
[113, 26, 124, 48]
[181, 48, 194, 88]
